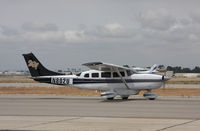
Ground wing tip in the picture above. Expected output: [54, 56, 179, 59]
[82, 62, 103, 66]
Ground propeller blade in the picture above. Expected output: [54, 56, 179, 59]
[162, 74, 166, 90]
[163, 81, 165, 90]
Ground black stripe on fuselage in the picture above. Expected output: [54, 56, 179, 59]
[72, 78, 162, 84]
[33, 77, 163, 85]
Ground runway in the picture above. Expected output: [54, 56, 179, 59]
[0, 95, 200, 130]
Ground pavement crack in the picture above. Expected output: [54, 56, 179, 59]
[16, 117, 81, 130]
[157, 119, 199, 131]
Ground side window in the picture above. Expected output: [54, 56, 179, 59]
[101, 72, 111, 78]
[84, 73, 89, 78]
[76, 73, 81, 76]
[113, 72, 119, 77]
[120, 71, 125, 77]
[113, 72, 125, 77]
[126, 70, 132, 76]
[92, 73, 99, 78]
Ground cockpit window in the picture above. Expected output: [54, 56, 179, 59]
[101, 72, 111, 78]
[120, 71, 125, 77]
[92, 73, 99, 78]
[126, 70, 133, 76]
[84, 73, 89, 78]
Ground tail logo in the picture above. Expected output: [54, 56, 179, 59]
[28, 60, 39, 70]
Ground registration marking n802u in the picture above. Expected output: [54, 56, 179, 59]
[51, 77, 73, 85]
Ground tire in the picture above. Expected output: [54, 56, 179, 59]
[107, 97, 114, 100]
[122, 97, 129, 100]
[149, 98, 156, 100]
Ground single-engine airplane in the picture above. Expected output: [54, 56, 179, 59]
[22, 52, 170, 100]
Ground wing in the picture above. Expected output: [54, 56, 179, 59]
[82, 62, 136, 73]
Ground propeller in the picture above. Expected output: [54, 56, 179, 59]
[162, 75, 166, 90]
[158, 66, 167, 90]
[162, 71, 170, 90]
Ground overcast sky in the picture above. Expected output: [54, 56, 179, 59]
[0, 0, 200, 71]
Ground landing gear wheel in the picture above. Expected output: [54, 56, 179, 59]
[149, 98, 156, 100]
[143, 91, 158, 100]
[107, 97, 114, 100]
[122, 97, 129, 100]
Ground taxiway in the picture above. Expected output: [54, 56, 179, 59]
[0, 95, 200, 131]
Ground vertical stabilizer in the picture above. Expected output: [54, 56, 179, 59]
[22, 53, 64, 77]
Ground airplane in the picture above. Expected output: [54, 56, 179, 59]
[133, 64, 158, 74]
[22, 52, 170, 100]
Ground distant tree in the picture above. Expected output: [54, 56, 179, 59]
[167, 66, 173, 71]
[158, 65, 165, 69]
[173, 66, 182, 73]
[166, 66, 200, 73]
[192, 66, 200, 73]
[182, 68, 191, 73]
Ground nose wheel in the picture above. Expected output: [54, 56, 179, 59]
[143, 91, 157, 100]
[149, 98, 156, 100]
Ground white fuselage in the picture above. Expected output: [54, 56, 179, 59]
[75, 70, 162, 91]
[35, 70, 165, 96]
[45, 70, 163, 94]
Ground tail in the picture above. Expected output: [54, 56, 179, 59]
[137, 64, 158, 74]
[22, 52, 64, 77]
[148, 64, 158, 73]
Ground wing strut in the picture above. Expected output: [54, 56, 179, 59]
[114, 67, 130, 89]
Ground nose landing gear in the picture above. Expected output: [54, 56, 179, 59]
[143, 90, 158, 100]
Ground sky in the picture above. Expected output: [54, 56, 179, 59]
[0, 0, 200, 71]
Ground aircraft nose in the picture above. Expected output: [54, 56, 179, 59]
[162, 75, 171, 81]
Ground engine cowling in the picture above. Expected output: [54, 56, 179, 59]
[101, 92, 117, 99]
[143, 92, 158, 100]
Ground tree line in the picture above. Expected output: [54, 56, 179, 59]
[166, 66, 200, 73]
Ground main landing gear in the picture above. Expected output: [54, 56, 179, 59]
[107, 97, 114, 100]
[121, 96, 129, 100]
[106, 96, 129, 100]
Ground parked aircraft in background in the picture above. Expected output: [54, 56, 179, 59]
[133, 64, 158, 74]
[22, 52, 170, 100]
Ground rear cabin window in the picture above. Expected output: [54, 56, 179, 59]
[84, 73, 89, 78]
[92, 73, 99, 78]
[113, 72, 125, 77]
[76, 73, 81, 76]
[101, 72, 111, 78]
